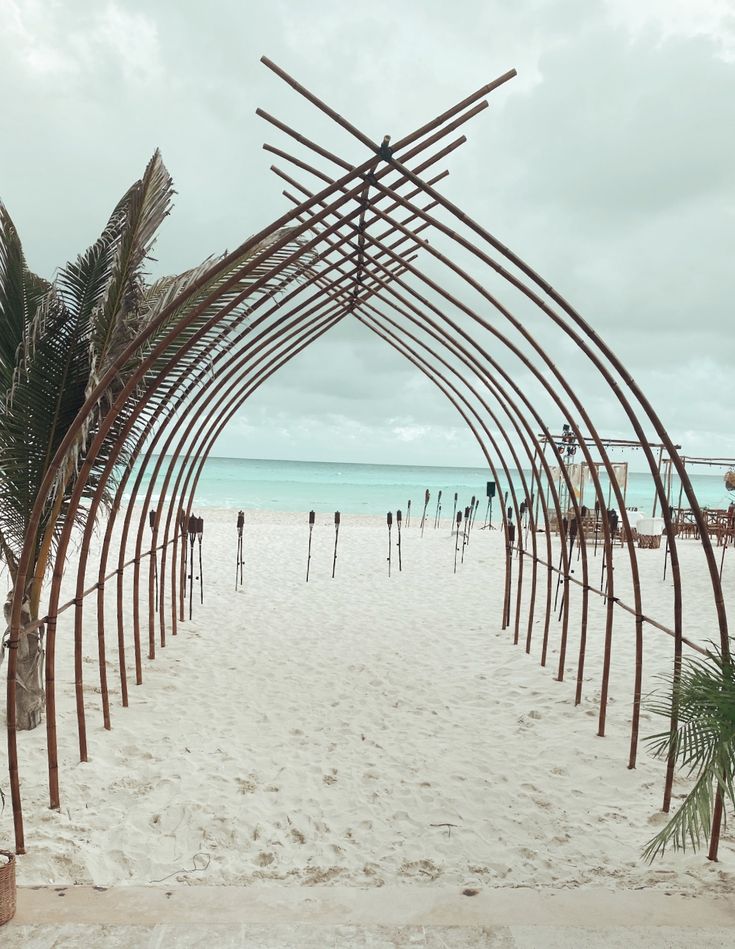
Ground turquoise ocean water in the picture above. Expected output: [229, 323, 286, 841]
[128, 456, 733, 517]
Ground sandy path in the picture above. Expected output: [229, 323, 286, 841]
[2, 508, 733, 893]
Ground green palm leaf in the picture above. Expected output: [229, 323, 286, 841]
[643, 641, 735, 860]
[0, 203, 48, 396]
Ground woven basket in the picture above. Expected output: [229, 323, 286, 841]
[0, 850, 16, 926]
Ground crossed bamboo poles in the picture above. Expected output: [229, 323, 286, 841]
[5, 56, 729, 862]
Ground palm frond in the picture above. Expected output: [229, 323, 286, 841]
[0, 202, 49, 396]
[643, 639, 735, 861]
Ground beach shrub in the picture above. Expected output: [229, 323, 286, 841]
[643, 640, 735, 861]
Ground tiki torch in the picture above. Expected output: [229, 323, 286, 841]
[386, 512, 393, 577]
[396, 509, 402, 572]
[187, 514, 197, 620]
[196, 516, 204, 605]
[306, 510, 315, 582]
[451, 492, 458, 532]
[506, 520, 516, 628]
[557, 514, 578, 620]
[332, 511, 340, 579]
[149, 508, 158, 611]
[465, 495, 476, 546]
[454, 510, 463, 574]
[235, 510, 244, 590]
[553, 516, 567, 612]
[433, 490, 442, 529]
[406, 498, 411, 528]
[420, 489, 430, 537]
[461, 506, 470, 564]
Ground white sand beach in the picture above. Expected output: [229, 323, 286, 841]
[3, 508, 733, 896]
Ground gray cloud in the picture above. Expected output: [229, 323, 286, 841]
[1, 0, 732, 466]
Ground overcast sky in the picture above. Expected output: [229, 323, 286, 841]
[2, 0, 733, 469]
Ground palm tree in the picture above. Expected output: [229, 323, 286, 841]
[643, 640, 735, 861]
[0, 152, 313, 729]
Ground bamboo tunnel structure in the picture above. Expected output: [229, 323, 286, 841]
[5, 57, 731, 863]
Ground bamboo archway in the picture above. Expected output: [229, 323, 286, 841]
[5, 58, 729, 863]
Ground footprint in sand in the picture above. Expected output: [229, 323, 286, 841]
[399, 858, 441, 881]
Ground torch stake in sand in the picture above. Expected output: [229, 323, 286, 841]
[305, 510, 315, 582]
[406, 499, 411, 528]
[557, 514, 578, 620]
[419, 489, 430, 537]
[386, 512, 393, 577]
[506, 519, 516, 625]
[465, 495, 476, 547]
[454, 510, 463, 574]
[149, 508, 158, 611]
[433, 490, 442, 529]
[332, 511, 341, 579]
[235, 510, 244, 590]
[461, 506, 470, 564]
[396, 509, 402, 572]
[553, 516, 567, 612]
[187, 514, 197, 620]
[451, 492, 458, 531]
[197, 516, 204, 605]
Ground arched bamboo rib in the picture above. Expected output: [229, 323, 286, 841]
[8, 69, 520, 851]
[73, 237, 418, 752]
[279, 172, 638, 750]
[298, 181, 646, 752]
[358, 306, 561, 654]
[308, 274, 525, 617]
[6, 60, 728, 860]
[286, 192, 586, 666]
[84, 298, 344, 723]
[8, 186, 367, 846]
[134, 254, 412, 658]
[256, 59, 700, 795]
[263, 53, 707, 673]
[361, 155, 725, 813]
[54, 259, 355, 791]
[354, 310, 536, 628]
[358, 296, 594, 695]
[116, 207, 426, 655]
[289, 212, 567, 658]
[78, 235, 420, 748]
[314, 250, 593, 704]
[8, 89, 472, 649]
[146, 262, 420, 636]
[92, 197, 433, 689]
[40, 134, 456, 802]
[68, 305, 351, 803]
